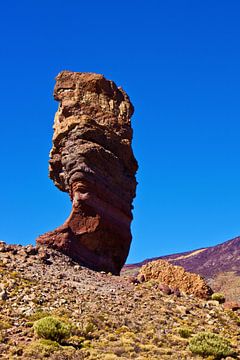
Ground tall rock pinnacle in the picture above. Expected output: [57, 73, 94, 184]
[36, 71, 138, 274]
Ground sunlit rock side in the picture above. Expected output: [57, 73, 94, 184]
[138, 259, 213, 299]
[37, 71, 138, 275]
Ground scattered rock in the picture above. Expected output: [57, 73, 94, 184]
[0, 243, 239, 359]
[25, 245, 38, 256]
[172, 287, 181, 297]
[0, 289, 8, 300]
[206, 300, 220, 307]
[128, 277, 140, 285]
[138, 274, 145, 283]
[73, 265, 81, 271]
[159, 283, 172, 295]
[38, 250, 49, 262]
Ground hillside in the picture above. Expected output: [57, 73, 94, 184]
[0, 241, 240, 359]
[124, 236, 240, 302]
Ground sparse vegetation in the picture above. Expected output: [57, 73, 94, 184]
[211, 292, 225, 303]
[178, 327, 192, 338]
[189, 331, 235, 358]
[0, 320, 11, 330]
[1, 244, 240, 359]
[24, 339, 61, 357]
[27, 309, 52, 321]
[33, 316, 71, 343]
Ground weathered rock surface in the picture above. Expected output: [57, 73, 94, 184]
[138, 259, 213, 299]
[37, 71, 138, 274]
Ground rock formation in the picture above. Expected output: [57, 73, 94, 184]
[138, 260, 213, 299]
[36, 71, 138, 275]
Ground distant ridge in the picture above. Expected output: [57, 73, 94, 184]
[124, 236, 240, 278]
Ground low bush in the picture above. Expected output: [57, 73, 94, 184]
[24, 339, 60, 357]
[211, 293, 225, 303]
[0, 320, 11, 330]
[27, 309, 52, 321]
[178, 327, 192, 338]
[189, 331, 234, 359]
[33, 316, 71, 343]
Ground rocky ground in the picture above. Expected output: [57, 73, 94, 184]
[0, 242, 240, 359]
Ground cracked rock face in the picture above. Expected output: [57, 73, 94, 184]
[36, 71, 138, 275]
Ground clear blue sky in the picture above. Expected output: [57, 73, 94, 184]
[1, 0, 240, 263]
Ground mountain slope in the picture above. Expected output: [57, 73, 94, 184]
[124, 236, 240, 301]
[0, 242, 240, 359]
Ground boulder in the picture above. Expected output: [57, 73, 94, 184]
[138, 259, 213, 299]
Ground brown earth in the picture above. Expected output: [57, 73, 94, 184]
[0, 241, 240, 359]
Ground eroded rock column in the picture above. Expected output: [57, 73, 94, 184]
[36, 71, 138, 274]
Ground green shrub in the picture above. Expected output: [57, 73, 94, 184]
[189, 332, 234, 359]
[84, 322, 96, 336]
[24, 339, 60, 357]
[0, 320, 11, 330]
[27, 309, 52, 321]
[33, 316, 71, 343]
[178, 327, 192, 338]
[211, 293, 225, 303]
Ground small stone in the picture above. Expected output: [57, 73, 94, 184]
[74, 265, 81, 271]
[159, 283, 172, 295]
[137, 274, 145, 283]
[2, 258, 9, 265]
[57, 273, 65, 279]
[176, 305, 189, 315]
[129, 276, 140, 285]
[172, 287, 181, 297]
[25, 245, 38, 255]
[206, 300, 219, 307]
[15, 349, 23, 356]
[0, 290, 8, 300]
[38, 251, 49, 261]
[59, 298, 67, 304]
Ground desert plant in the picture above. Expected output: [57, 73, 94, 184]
[211, 293, 225, 303]
[27, 309, 52, 321]
[24, 339, 60, 357]
[189, 331, 235, 359]
[0, 320, 11, 330]
[178, 327, 192, 338]
[33, 316, 71, 343]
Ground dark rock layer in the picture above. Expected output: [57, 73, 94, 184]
[36, 71, 138, 274]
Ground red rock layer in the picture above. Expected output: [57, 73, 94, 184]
[36, 71, 138, 275]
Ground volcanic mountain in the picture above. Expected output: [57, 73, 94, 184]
[124, 236, 240, 301]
